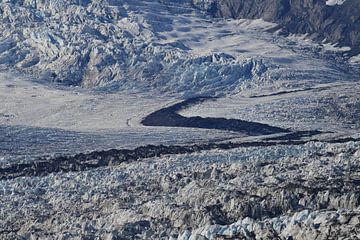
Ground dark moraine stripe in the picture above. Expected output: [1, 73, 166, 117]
[141, 97, 290, 135]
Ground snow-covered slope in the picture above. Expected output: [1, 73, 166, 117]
[194, 0, 360, 57]
[326, 0, 347, 5]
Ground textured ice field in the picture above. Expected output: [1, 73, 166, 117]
[0, 0, 358, 97]
[2, 138, 360, 239]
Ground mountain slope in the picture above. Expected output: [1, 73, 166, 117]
[193, 0, 360, 56]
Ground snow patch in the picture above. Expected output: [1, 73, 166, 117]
[322, 42, 351, 52]
[349, 54, 360, 65]
[326, 0, 347, 6]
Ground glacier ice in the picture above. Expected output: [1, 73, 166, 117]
[0, 0, 272, 97]
[1, 0, 355, 98]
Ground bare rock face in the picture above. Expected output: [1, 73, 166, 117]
[193, 0, 360, 56]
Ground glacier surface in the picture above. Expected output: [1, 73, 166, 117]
[0, 0, 357, 97]
[1, 1, 360, 239]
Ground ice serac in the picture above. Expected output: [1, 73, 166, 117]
[193, 0, 360, 56]
[0, 0, 269, 96]
[0, 0, 357, 95]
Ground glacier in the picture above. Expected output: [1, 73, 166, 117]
[1, 0, 360, 239]
[0, 0, 357, 97]
[0, 0, 269, 97]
